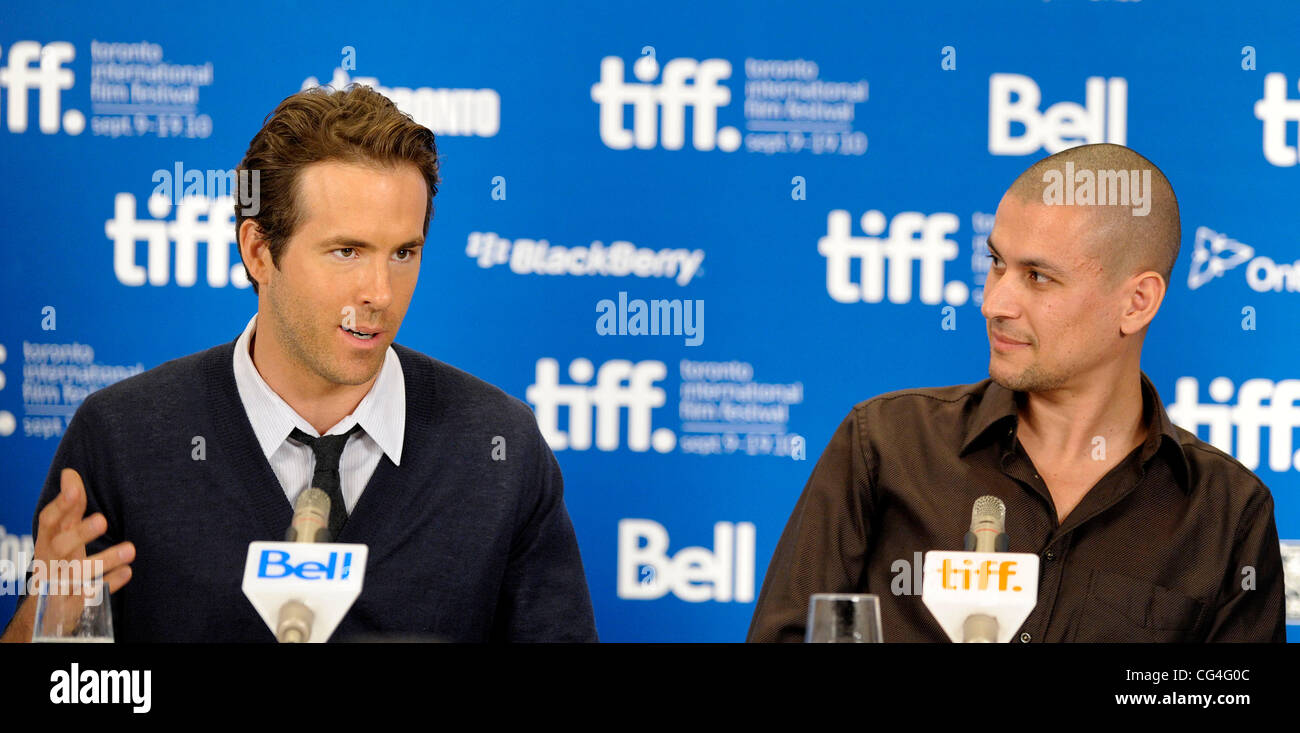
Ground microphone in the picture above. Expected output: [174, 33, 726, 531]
[920, 495, 1039, 643]
[964, 495, 1009, 553]
[962, 496, 1006, 642]
[277, 488, 332, 642]
[285, 487, 331, 543]
[241, 489, 368, 644]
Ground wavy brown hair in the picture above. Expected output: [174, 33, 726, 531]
[235, 85, 440, 294]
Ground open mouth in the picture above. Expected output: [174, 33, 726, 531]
[344, 327, 374, 340]
[340, 326, 379, 341]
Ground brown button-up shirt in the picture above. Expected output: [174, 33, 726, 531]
[748, 371, 1286, 642]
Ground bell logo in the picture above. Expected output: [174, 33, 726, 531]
[988, 73, 1126, 155]
[617, 519, 755, 602]
[256, 549, 355, 580]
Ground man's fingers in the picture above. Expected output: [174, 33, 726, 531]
[41, 468, 87, 536]
[103, 565, 132, 595]
[37, 488, 74, 535]
[60, 468, 86, 513]
[48, 513, 108, 559]
[86, 542, 135, 577]
[30, 471, 132, 601]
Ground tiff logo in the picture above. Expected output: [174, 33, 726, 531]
[1254, 73, 1300, 166]
[1167, 376, 1300, 472]
[0, 41, 84, 134]
[935, 557, 1023, 591]
[590, 54, 740, 152]
[988, 73, 1126, 155]
[106, 192, 250, 288]
[526, 358, 676, 453]
[818, 209, 965, 305]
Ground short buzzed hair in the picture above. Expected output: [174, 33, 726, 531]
[1006, 143, 1180, 288]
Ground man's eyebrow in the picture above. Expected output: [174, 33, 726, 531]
[986, 237, 1066, 276]
[316, 235, 425, 250]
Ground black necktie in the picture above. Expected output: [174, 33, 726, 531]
[289, 424, 363, 540]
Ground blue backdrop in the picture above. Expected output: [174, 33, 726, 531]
[1, 0, 1297, 641]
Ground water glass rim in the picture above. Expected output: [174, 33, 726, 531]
[809, 592, 880, 602]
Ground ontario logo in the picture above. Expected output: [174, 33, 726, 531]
[1187, 226, 1300, 294]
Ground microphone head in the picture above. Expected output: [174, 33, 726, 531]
[286, 487, 332, 542]
[970, 495, 1006, 532]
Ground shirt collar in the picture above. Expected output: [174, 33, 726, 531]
[231, 313, 405, 465]
[959, 370, 1191, 491]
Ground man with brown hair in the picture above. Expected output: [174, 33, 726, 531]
[2, 85, 597, 642]
[749, 143, 1285, 643]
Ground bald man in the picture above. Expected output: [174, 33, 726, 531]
[748, 144, 1286, 643]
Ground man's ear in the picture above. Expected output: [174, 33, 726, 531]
[1119, 270, 1165, 336]
[238, 219, 271, 291]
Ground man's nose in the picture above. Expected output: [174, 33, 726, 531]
[359, 258, 393, 311]
[980, 270, 1018, 321]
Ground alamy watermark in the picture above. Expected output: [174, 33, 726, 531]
[0, 557, 107, 604]
[151, 161, 260, 215]
[1041, 162, 1152, 216]
[596, 291, 704, 346]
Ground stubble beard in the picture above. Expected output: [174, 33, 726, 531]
[267, 279, 381, 388]
[990, 352, 1068, 394]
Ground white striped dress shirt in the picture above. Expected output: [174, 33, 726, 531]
[231, 314, 405, 513]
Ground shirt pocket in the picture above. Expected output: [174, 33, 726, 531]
[1074, 567, 1206, 642]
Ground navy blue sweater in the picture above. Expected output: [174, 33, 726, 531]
[31, 339, 597, 642]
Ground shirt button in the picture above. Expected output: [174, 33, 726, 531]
[1044, 549, 1056, 561]
[1019, 632, 1032, 643]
